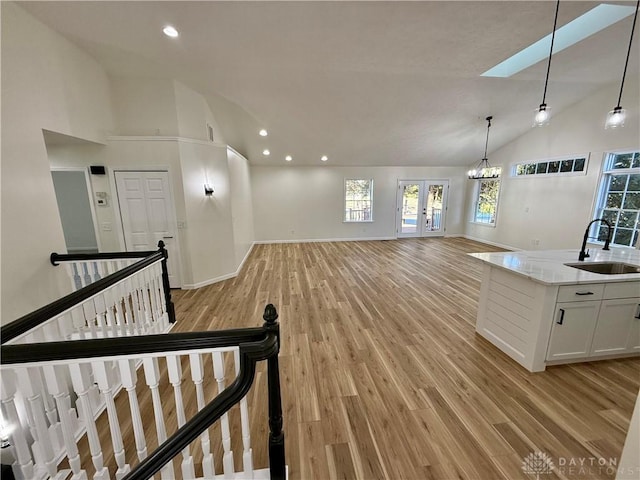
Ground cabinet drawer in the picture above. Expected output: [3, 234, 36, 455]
[557, 284, 604, 302]
[603, 282, 640, 300]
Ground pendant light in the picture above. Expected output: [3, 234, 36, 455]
[533, 0, 560, 127]
[605, 0, 639, 129]
[468, 116, 499, 180]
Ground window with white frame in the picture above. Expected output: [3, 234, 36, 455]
[472, 176, 501, 225]
[344, 179, 373, 222]
[592, 151, 640, 248]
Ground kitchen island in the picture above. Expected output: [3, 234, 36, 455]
[469, 248, 640, 372]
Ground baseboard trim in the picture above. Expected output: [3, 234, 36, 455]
[254, 236, 396, 244]
[182, 242, 256, 289]
[462, 234, 519, 251]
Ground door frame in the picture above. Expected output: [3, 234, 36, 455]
[111, 167, 183, 288]
[395, 179, 449, 238]
[50, 167, 103, 252]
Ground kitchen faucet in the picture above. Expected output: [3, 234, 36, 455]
[578, 218, 612, 261]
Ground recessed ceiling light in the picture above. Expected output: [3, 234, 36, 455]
[162, 25, 179, 38]
[259, 129, 268, 137]
[285, 155, 293, 162]
[263, 149, 270, 156]
[482, 4, 636, 77]
[321, 155, 328, 162]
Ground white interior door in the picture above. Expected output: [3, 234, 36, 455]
[115, 171, 182, 288]
[396, 180, 449, 238]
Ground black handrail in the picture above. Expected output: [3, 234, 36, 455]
[2, 247, 173, 344]
[50, 250, 156, 265]
[1, 305, 286, 480]
[1, 328, 266, 364]
[124, 332, 279, 480]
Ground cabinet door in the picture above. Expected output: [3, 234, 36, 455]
[591, 298, 640, 356]
[546, 301, 600, 361]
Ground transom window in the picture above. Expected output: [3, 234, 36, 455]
[512, 155, 588, 177]
[472, 172, 501, 225]
[592, 151, 640, 248]
[344, 179, 373, 222]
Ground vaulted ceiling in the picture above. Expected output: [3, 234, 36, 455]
[20, 1, 640, 166]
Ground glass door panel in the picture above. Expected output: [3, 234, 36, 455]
[400, 183, 420, 235]
[397, 180, 448, 237]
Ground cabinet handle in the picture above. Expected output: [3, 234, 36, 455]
[635, 305, 640, 320]
[557, 308, 565, 325]
[575, 292, 594, 296]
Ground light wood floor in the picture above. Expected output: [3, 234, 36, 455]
[85, 238, 640, 479]
[169, 238, 640, 480]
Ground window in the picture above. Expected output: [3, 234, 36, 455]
[344, 179, 373, 222]
[513, 155, 588, 177]
[472, 177, 501, 225]
[592, 151, 640, 248]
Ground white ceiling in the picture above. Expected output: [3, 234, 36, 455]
[20, 1, 640, 166]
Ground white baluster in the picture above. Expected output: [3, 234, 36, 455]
[81, 263, 92, 287]
[96, 261, 107, 279]
[69, 363, 109, 480]
[16, 367, 57, 478]
[114, 283, 128, 338]
[92, 361, 130, 479]
[65, 263, 81, 291]
[71, 307, 87, 339]
[118, 359, 147, 461]
[133, 276, 147, 334]
[91, 261, 101, 283]
[166, 356, 195, 479]
[234, 348, 254, 478]
[140, 269, 155, 333]
[82, 300, 98, 339]
[0, 371, 35, 480]
[189, 354, 215, 478]
[143, 357, 174, 480]
[102, 289, 117, 338]
[213, 351, 235, 478]
[56, 313, 74, 340]
[123, 281, 137, 336]
[93, 294, 109, 338]
[27, 330, 60, 427]
[43, 365, 88, 480]
[144, 268, 160, 332]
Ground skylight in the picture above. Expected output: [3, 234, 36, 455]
[482, 4, 636, 78]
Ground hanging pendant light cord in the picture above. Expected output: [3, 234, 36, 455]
[616, 0, 639, 108]
[483, 116, 492, 159]
[541, 0, 560, 105]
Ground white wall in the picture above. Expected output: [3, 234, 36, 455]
[110, 77, 179, 136]
[174, 80, 226, 144]
[227, 148, 255, 265]
[178, 142, 237, 287]
[251, 165, 467, 242]
[1, 2, 114, 323]
[464, 80, 640, 251]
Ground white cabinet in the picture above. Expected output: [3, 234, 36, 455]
[591, 298, 640, 356]
[546, 301, 600, 361]
[546, 282, 640, 362]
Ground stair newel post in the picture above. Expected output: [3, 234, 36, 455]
[158, 241, 176, 324]
[263, 304, 286, 480]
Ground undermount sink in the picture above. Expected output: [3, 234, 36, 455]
[564, 262, 640, 275]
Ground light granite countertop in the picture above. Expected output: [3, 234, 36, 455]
[468, 248, 640, 285]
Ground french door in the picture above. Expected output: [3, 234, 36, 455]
[396, 180, 449, 237]
[115, 170, 182, 287]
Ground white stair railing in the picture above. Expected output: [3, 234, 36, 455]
[0, 342, 269, 480]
